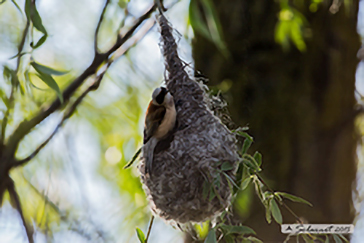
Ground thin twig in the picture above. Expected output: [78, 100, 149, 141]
[0, 19, 30, 145]
[145, 216, 155, 243]
[155, 0, 166, 13]
[105, 4, 156, 57]
[255, 174, 304, 224]
[13, 19, 155, 168]
[23, 174, 111, 242]
[94, 0, 111, 53]
[13, 77, 101, 167]
[22, 173, 65, 218]
[1, 79, 15, 144]
[124, 147, 141, 169]
[8, 178, 34, 243]
[6, 3, 157, 159]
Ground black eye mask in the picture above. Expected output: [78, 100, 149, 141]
[155, 87, 168, 105]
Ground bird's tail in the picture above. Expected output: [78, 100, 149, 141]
[144, 137, 158, 176]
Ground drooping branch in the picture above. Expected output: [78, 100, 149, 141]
[104, 4, 156, 58]
[8, 178, 34, 243]
[13, 71, 106, 168]
[94, 0, 111, 54]
[0, 18, 30, 145]
[6, 3, 157, 159]
[13, 17, 156, 168]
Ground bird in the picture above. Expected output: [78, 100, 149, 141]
[143, 87, 176, 176]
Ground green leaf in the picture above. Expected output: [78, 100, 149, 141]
[270, 199, 282, 224]
[242, 154, 261, 172]
[236, 131, 253, 141]
[25, 0, 48, 48]
[0, 89, 10, 109]
[214, 174, 221, 189]
[325, 235, 330, 243]
[253, 177, 264, 202]
[240, 176, 252, 190]
[200, 0, 229, 58]
[301, 234, 313, 243]
[203, 180, 210, 200]
[338, 234, 349, 243]
[36, 73, 63, 103]
[31, 62, 68, 76]
[11, 0, 22, 14]
[3, 66, 12, 82]
[243, 236, 263, 243]
[195, 222, 210, 239]
[265, 198, 272, 224]
[189, 0, 229, 58]
[189, 0, 211, 39]
[136, 228, 145, 243]
[333, 235, 343, 243]
[3, 66, 19, 96]
[0, 0, 6, 4]
[253, 151, 262, 167]
[25, 0, 47, 34]
[220, 224, 256, 235]
[209, 186, 216, 201]
[275, 192, 313, 207]
[275, 20, 290, 51]
[290, 20, 306, 51]
[204, 228, 217, 243]
[241, 138, 253, 155]
[223, 235, 234, 243]
[118, 0, 129, 8]
[234, 164, 244, 194]
[32, 35, 48, 49]
[221, 162, 234, 171]
[223, 172, 240, 190]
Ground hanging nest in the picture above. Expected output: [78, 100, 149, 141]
[139, 14, 239, 224]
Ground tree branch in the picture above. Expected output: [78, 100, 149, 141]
[94, 0, 111, 54]
[13, 69, 107, 168]
[1, 78, 16, 145]
[8, 178, 34, 243]
[6, 3, 157, 159]
[255, 174, 304, 224]
[0, 19, 30, 145]
[145, 216, 155, 243]
[13, 17, 156, 168]
[105, 4, 157, 57]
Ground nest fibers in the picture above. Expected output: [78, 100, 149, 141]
[139, 14, 239, 224]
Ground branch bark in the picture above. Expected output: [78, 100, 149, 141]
[8, 177, 34, 243]
[6, 3, 157, 160]
[13, 15, 156, 168]
[94, 0, 111, 54]
[0, 18, 30, 146]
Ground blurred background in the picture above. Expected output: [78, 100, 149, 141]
[0, 0, 363, 242]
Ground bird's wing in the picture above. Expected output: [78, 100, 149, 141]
[144, 102, 166, 144]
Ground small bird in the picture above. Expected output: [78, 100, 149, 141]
[143, 87, 176, 176]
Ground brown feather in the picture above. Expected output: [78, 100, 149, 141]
[144, 101, 166, 144]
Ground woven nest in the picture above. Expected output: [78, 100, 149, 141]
[139, 14, 239, 224]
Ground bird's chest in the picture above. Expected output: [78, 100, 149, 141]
[154, 108, 176, 139]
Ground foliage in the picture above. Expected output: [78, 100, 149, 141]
[187, 129, 348, 243]
[0, 0, 357, 242]
[188, 0, 229, 57]
[0, 0, 165, 241]
[275, 0, 308, 52]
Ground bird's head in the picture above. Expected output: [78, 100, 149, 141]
[152, 87, 173, 107]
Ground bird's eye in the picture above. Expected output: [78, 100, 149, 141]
[155, 92, 165, 104]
